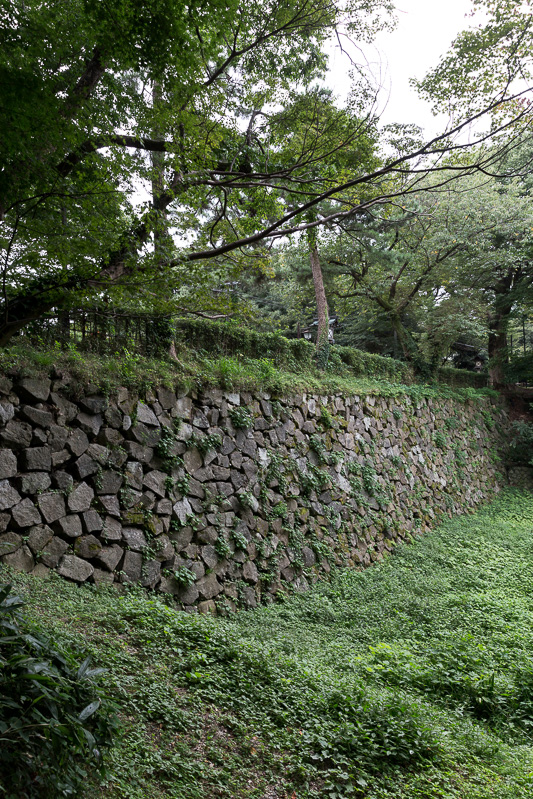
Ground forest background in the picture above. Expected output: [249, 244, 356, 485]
[2, 0, 533, 386]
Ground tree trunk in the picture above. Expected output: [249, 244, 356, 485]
[488, 303, 513, 387]
[388, 311, 431, 377]
[151, 83, 170, 267]
[307, 229, 329, 370]
[487, 272, 515, 388]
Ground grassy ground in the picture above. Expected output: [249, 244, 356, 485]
[5, 490, 533, 799]
[0, 339, 493, 403]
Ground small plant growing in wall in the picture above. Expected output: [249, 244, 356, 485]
[174, 473, 190, 496]
[361, 464, 378, 496]
[189, 431, 222, 455]
[215, 535, 231, 558]
[155, 426, 181, 472]
[329, 450, 344, 467]
[309, 434, 328, 462]
[434, 430, 447, 449]
[173, 566, 197, 587]
[229, 406, 253, 429]
[318, 406, 335, 429]
[238, 489, 256, 510]
[232, 527, 249, 551]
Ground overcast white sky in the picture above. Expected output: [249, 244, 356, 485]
[328, 0, 477, 137]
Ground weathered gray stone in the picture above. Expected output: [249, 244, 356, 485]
[136, 402, 160, 427]
[172, 497, 193, 525]
[175, 396, 193, 418]
[58, 554, 94, 582]
[27, 525, 54, 554]
[121, 527, 147, 551]
[51, 449, 70, 468]
[80, 396, 107, 414]
[0, 401, 15, 425]
[196, 572, 223, 600]
[0, 532, 22, 556]
[1, 420, 32, 449]
[201, 544, 218, 569]
[3, 544, 34, 572]
[52, 471, 73, 492]
[98, 494, 121, 516]
[18, 472, 52, 495]
[130, 422, 160, 448]
[67, 429, 90, 457]
[76, 412, 103, 437]
[120, 551, 143, 583]
[156, 497, 173, 515]
[50, 393, 78, 422]
[243, 560, 258, 583]
[20, 405, 54, 427]
[241, 586, 257, 608]
[140, 559, 161, 588]
[301, 546, 317, 567]
[94, 470, 123, 495]
[82, 509, 103, 533]
[74, 453, 99, 479]
[186, 477, 204, 499]
[38, 492, 66, 524]
[170, 525, 194, 550]
[55, 514, 83, 538]
[38, 535, 69, 567]
[192, 409, 209, 429]
[101, 516, 122, 541]
[212, 465, 231, 481]
[74, 534, 103, 559]
[47, 424, 68, 452]
[0, 377, 12, 395]
[104, 404, 123, 429]
[183, 448, 203, 474]
[178, 582, 200, 604]
[157, 387, 177, 410]
[31, 428, 48, 445]
[12, 498, 41, 528]
[153, 534, 174, 561]
[0, 449, 17, 479]
[143, 470, 167, 497]
[96, 544, 123, 571]
[120, 488, 142, 509]
[68, 482, 94, 513]
[125, 461, 143, 490]
[21, 447, 52, 471]
[98, 426, 124, 447]
[123, 441, 153, 462]
[17, 378, 51, 403]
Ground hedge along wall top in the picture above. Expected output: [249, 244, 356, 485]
[173, 318, 486, 388]
[0, 374, 506, 613]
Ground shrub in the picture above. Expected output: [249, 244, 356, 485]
[507, 420, 533, 464]
[0, 584, 116, 798]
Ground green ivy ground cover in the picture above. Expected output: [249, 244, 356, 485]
[4, 490, 533, 798]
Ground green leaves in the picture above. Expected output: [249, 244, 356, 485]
[0, 583, 117, 797]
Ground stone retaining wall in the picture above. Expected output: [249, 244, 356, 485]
[0, 376, 506, 612]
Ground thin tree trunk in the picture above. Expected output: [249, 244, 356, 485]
[307, 228, 329, 369]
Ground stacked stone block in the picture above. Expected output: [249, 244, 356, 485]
[0, 375, 506, 613]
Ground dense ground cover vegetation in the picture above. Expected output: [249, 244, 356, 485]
[0, 329, 488, 403]
[3, 490, 533, 798]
